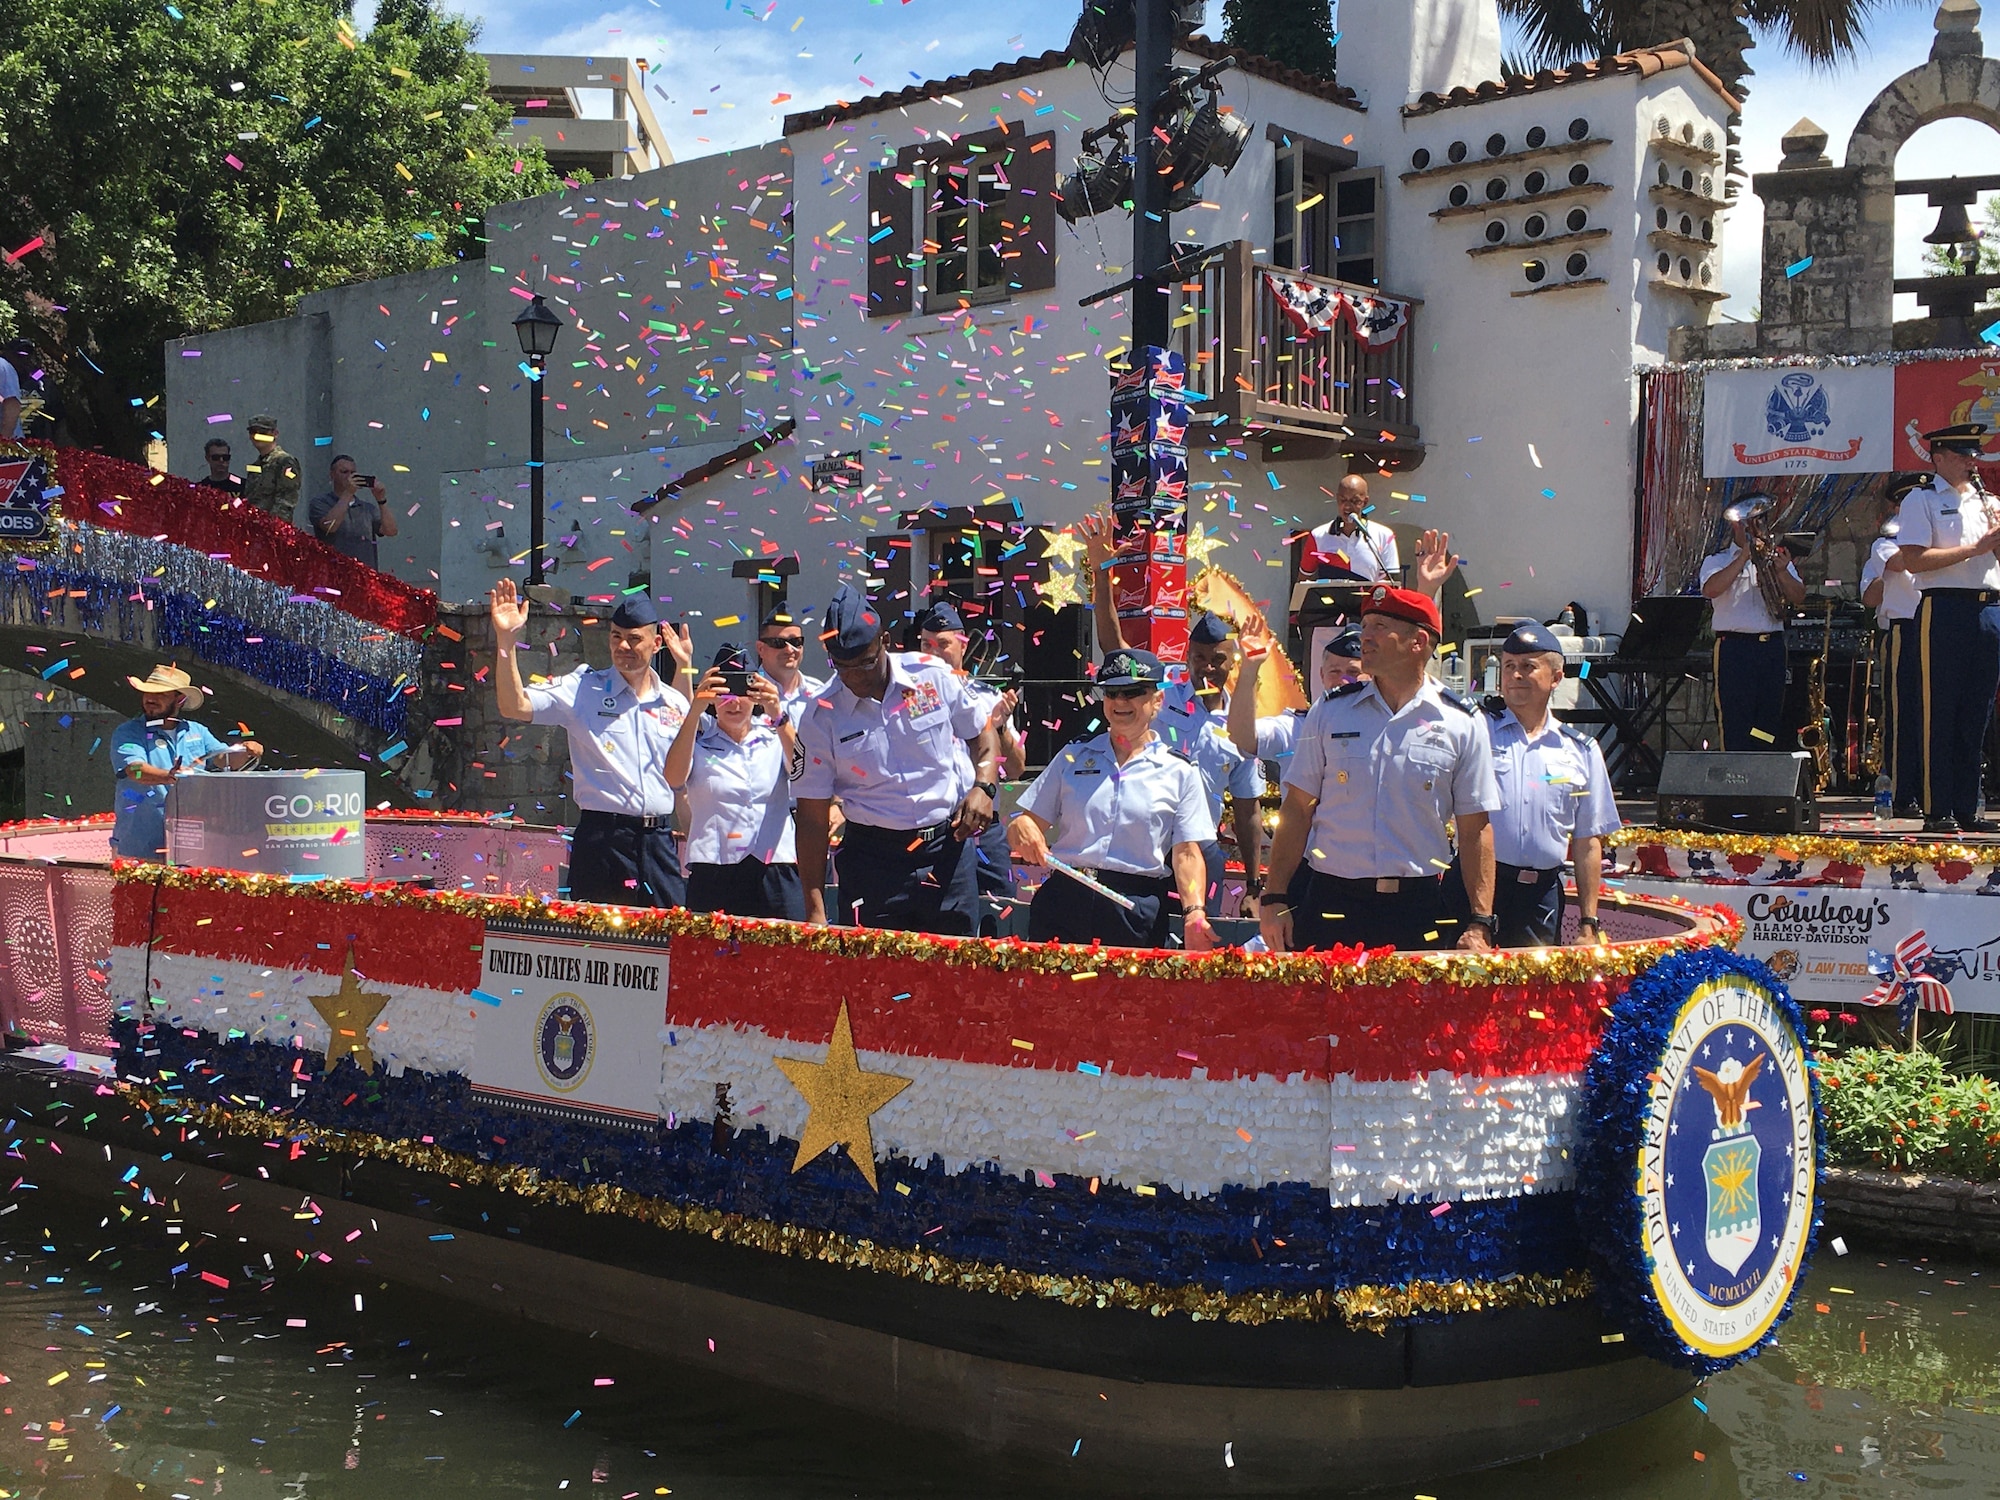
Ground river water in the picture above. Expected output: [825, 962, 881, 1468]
[4, 1191, 1998, 1499]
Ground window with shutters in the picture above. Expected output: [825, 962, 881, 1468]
[1269, 127, 1378, 287]
[865, 125, 1058, 318]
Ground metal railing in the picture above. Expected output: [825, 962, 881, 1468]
[1169, 240, 1420, 447]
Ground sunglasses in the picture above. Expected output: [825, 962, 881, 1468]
[1099, 685, 1153, 701]
[759, 636, 805, 649]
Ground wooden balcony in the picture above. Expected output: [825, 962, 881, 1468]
[1168, 240, 1422, 459]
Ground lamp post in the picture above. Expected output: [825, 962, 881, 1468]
[511, 294, 563, 587]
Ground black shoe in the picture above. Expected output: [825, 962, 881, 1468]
[1965, 818, 2000, 834]
[1925, 814, 1963, 836]
[1895, 802, 1924, 820]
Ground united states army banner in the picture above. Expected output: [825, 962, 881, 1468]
[1701, 365, 1896, 476]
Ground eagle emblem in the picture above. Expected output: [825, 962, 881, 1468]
[1695, 1053, 1766, 1276]
[1765, 372, 1832, 444]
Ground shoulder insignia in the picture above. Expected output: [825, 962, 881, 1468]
[1436, 687, 1477, 715]
[1559, 722, 1596, 746]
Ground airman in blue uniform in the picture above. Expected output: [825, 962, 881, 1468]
[491, 581, 695, 907]
[917, 599, 1026, 933]
[1449, 623, 1619, 946]
[1008, 649, 1217, 950]
[1260, 586, 1500, 954]
[794, 583, 999, 934]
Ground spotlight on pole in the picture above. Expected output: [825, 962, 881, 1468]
[1159, 86, 1251, 210]
[1057, 122, 1135, 223]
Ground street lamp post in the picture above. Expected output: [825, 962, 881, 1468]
[511, 294, 563, 587]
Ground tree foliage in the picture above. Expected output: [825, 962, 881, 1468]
[1220, 0, 1337, 81]
[1496, 0, 1926, 104]
[0, 0, 568, 457]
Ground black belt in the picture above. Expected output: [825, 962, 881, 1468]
[1717, 631, 1780, 641]
[1497, 860, 1560, 882]
[578, 809, 674, 831]
[843, 819, 954, 843]
[1315, 873, 1444, 894]
[1924, 588, 2000, 603]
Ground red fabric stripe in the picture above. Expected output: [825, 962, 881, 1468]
[113, 881, 483, 993]
[665, 937, 1616, 1083]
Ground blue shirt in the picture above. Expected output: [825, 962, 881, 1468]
[110, 716, 229, 858]
[1282, 680, 1500, 879]
[1483, 706, 1621, 869]
[794, 652, 986, 828]
[525, 666, 689, 818]
[775, 671, 830, 728]
[682, 717, 795, 866]
[1155, 695, 1261, 826]
[1016, 732, 1214, 877]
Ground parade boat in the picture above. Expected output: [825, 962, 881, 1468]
[0, 811, 1822, 1493]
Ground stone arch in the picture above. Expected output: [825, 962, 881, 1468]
[1841, 0, 2000, 333]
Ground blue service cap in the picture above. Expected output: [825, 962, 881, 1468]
[610, 595, 660, 630]
[1887, 472, 1928, 503]
[1504, 622, 1564, 656]
[917, 599, 966, 633]
[710, 642, 749, 673]
[1188, 611, 1232, 645]
[1325, 626, 1363, 658]
[822, 582, 883, 660]
[758, 605, 800, 631]
[1925, 422, 1989, 453]
[1097, 648, 1166, 689]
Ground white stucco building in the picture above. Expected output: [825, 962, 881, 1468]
[164, 0, 1738, 658]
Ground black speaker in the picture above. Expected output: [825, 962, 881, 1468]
[1655, 751, 1819, 834]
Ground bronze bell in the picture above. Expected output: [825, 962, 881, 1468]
[1924, 195, 1979, 252]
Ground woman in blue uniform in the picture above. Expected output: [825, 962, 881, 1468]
[1006, 649, 1218, 951]
[664, 644, 804, 920]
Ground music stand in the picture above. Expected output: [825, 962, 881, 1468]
[1570, 596, 1713, 791]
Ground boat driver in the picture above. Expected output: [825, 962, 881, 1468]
[110, 665, 263, 861]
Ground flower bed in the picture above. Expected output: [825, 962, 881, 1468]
[1819, 1044, 2000, 1179]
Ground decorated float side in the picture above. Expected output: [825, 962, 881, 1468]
[0, 815, 1820, 1492]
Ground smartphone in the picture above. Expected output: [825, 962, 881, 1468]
[719, 668, 751, 697]
[355, 474, 376, 488]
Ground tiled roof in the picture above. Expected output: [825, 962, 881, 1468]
[1402, 43, 1740, 119]
[782, 35, 1360, 136]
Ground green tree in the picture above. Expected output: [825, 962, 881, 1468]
[0, 0, 569, 458]
[1496, 0, 1925, 106]
[1923, 193, 2000, 276]
[1221, 0, 1337, 81]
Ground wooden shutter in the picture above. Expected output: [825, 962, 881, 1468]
[866, 167, 913, 317]
[1004, 131, 1059, 293]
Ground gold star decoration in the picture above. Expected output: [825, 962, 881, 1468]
[1036, 567, 1085, 611]
[307, 946, 392, 1074]
[772, 1000, 912, 1190]
[1185, 520, 1225, 567]
[1038, 525, 1086, 570]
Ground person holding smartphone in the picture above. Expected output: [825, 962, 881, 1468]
[308, 455, 397, 567]
[664, 642, 804, 920]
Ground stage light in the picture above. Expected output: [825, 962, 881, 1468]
[1158, 87, 1250, 212]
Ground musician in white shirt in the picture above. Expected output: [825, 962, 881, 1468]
[1859, 473, 1926, 817]
[1698, 496, 1806, 752]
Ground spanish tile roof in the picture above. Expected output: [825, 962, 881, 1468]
[1402, 42, 1740, 118]
[782, 35, 1360, 136]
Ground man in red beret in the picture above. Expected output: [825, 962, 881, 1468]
[1259, 584, 1501, 954]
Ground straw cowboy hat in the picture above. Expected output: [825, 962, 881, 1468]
[126, 664, 194, 699]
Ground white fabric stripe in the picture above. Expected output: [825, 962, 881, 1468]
[114, 948, 1580, 1203]
[112, 947, 474, 1081]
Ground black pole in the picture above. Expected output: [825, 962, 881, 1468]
[528, 354, 546, 587]
[1130, 0, 1175, 348]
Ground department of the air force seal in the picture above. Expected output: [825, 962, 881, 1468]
[1577, 949, 1820, 1371]
[534, 994, 594, 1092]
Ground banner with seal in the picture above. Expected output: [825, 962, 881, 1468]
[1702, 366, 1894, 476]
[1577, 948, 1821, 1373]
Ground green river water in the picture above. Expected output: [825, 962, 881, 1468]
[4, 1193, 1998, 1499]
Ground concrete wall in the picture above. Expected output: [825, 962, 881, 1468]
[165, 140, 795, 599]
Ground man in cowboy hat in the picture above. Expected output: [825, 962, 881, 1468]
[110, 665, 262, 860]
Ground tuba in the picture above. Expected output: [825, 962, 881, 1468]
[1722, 493, 1792, 624]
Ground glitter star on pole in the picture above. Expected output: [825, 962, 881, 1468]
[307, 946, 392, 1074]
[772, 1000, 911, 1190]
[1039, 525, 1087, 570]
[1036, 567, 1085, 611]
[1185, 520, 1225, 567]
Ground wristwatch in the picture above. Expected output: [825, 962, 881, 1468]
[1468, 912, 1500, 938]
[974, 780, 1000, 800]
[1577, 916, 1603, 937]
[1243, 876, 1264, 897]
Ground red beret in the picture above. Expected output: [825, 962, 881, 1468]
[1360, 584, 1442, 635]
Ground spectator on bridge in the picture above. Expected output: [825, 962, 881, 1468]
[0, 339, 30, 441]
[242, 415, 300, 521]
[110, 665, 262, 861]
[196, 438, 242, 495]
[309, 455, 397, 568]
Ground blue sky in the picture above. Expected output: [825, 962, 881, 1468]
[443, 0, 1995, 312]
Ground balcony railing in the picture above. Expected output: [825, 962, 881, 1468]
[1169, 240, 1420, 452]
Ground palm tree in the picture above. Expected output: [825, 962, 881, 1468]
[1496, 0, 1925, 106]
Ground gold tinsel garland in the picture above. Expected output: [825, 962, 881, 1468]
[1608, 825, 2000, 870]
[118, 862, 1738, 990]
[123, 1084, 1591, 1331]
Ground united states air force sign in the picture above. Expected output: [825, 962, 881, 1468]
[1578, 949, 1821, 1372]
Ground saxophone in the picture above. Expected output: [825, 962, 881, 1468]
[1795, 599, 1835, 792]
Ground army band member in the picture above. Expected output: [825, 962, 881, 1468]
[1260, 586, 1500, 954]
[1007, 649, 1217, 951]
[1898, 424, 2000, 834]
[1859, 473, 1926, 818]
[1455, 624, 1619, 946]
[794, 583, 999, 934]
[491, 582, 695, 907]
[1699, 497, 1806, 752]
